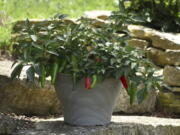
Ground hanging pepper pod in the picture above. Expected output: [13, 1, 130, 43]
[85, 77, 91, 89]
[120, 75, 128, 90]
[40, 66, 46, 88]
[59, 59, 67, 72]
[90, 75, 97, 88]
[51, 62, 59, 84]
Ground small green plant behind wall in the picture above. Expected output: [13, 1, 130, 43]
[113, 0, 180, 33]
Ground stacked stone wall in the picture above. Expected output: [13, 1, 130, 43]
[128, 25, 180, 114]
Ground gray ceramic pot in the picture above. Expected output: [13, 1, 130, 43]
[55, 73, 121, 126]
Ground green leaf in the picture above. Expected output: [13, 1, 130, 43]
[46, 50, 59, 56]
[53, 13, 68, 20]
[25, 18, 30, 26]
[127, 82, 137, 104]
[11, 62, 24, 80]
[115, 70, 122, 80]
[154, 82, 162, 91]
[118, 0, 125, 12]
[73, 73, 76, 85]
[125, 45, 134, 52]
[131, 14, 146, 23]
[71, 55, 78, 72]
[32, 43, 43, 50]
[34, 64, 41, 75]
[26, 66, 35, 82]
[51, 62, 59, 84]
[137, 88, 148, 104]
[59, 59, 67, 72]
[131, 62, 136, 69]
[30, 35, 37, 42]
[11, 60, 18, 69]
[39, 66, 46, 87]
[101, 69, 105, 74]
[110, 58, 116, 65]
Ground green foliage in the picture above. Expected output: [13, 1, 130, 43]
[113, 0, 180, 32]
[11, 15, 162, 104]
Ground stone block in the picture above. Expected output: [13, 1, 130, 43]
[158, 92, 180, 114]
[146, 48, 180, 66]
[127, 38, 149, 49]
[172, 87, 180, 92]
[84, 10, 111, 20]
[164, 66, 180, 86]
[114, 88, 157, 114]
[128, 25, 180, 50]
[0, 75, 62, 116]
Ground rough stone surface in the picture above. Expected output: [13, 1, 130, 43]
[172, 87, 180, 92]
[0, 60, 157, 115]
[0, 60, 62, 115]
[127, 38, 149, 49]
[146, 48, 180, 66]
[0, 76, 62, 115]
[83, 10, 111, 27]
[164, 66, 180, 86]
[158, 92, 180, 114]
[89, 18, 108, 27]
[128, 25, 180, 50]
[84, 10, 111, 20]
[114, 88, 157, 113]
[14, 116, 180, 135]
[0, 113, 17, 134]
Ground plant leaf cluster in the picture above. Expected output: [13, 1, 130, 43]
[112, 0, 180, 33]
[11, 15, 162, 104]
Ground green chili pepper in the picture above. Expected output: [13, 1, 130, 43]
[59, 59, 67, 72]
[71, 55, 78, 72]
[51, 62, 59, 84]
[127, 82, 137, 104]
[40, 66, 46, 87]
[90, 75, 97, 88]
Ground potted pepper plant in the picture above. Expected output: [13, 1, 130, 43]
[11, 15, 161, 126]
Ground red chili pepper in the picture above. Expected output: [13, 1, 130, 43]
[120, 75, 128, 89]
[85, 77, 91, 89]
